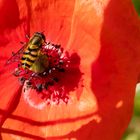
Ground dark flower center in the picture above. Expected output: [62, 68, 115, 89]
[9, 42, 72, 104]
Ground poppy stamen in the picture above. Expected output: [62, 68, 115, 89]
[9, 41, 71, 104]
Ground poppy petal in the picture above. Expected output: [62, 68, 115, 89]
[1, 0, 140, 140]
[0, 64, 22, 126]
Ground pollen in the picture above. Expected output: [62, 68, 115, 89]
[11, 42, 71, 104]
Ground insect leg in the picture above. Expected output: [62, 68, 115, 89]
[20, 41, 26, 45]
[25, 34, 30, 40]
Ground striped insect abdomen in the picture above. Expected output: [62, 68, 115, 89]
[21, 45, 39, 69]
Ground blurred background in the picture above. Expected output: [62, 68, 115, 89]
[132, 0, 140, 16]
[122, 84, 140, 140]
[122, 1, 140, 140]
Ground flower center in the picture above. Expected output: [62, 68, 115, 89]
[9, 42, 71, 104]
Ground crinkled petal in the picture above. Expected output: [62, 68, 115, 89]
[0, 64, 22, 126]
[1, 0, 140, 140]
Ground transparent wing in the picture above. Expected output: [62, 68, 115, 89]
[6, 44, 27, 65]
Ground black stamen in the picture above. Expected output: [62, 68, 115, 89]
[36, 84, 42, 92]
[53, 77, 59, 82]
[58, 68, 65, 72]
[54, 44, 61, 48]
[59, 60, 63, 64]
[18, 77, 25, 85]
[45, 81, 54, 89]
[26, 81, 32, 86]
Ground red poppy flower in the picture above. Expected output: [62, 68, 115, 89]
[0, 0, 140, 140]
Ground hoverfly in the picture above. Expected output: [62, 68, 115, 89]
[7, 32, 48, 74]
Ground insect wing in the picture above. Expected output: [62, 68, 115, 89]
[6, 44, 27, 65]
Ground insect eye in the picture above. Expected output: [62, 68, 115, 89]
[35, 32, 46, 41]
[41, 34, 46, 41]
[31, 38, 41, 45]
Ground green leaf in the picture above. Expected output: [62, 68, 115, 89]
[132, 0, 140, 16]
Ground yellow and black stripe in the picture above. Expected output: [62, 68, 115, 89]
[21, 45, 39, 69]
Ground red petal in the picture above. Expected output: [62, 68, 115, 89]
[1, 0, 140, 140]
[0, 64, 22, 126]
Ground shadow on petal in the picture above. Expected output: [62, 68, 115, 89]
[1, 114, 99, 140]
[91, 0, 139, 140]
[0, 109, 95, 126]
[59, 53, 83, 98]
